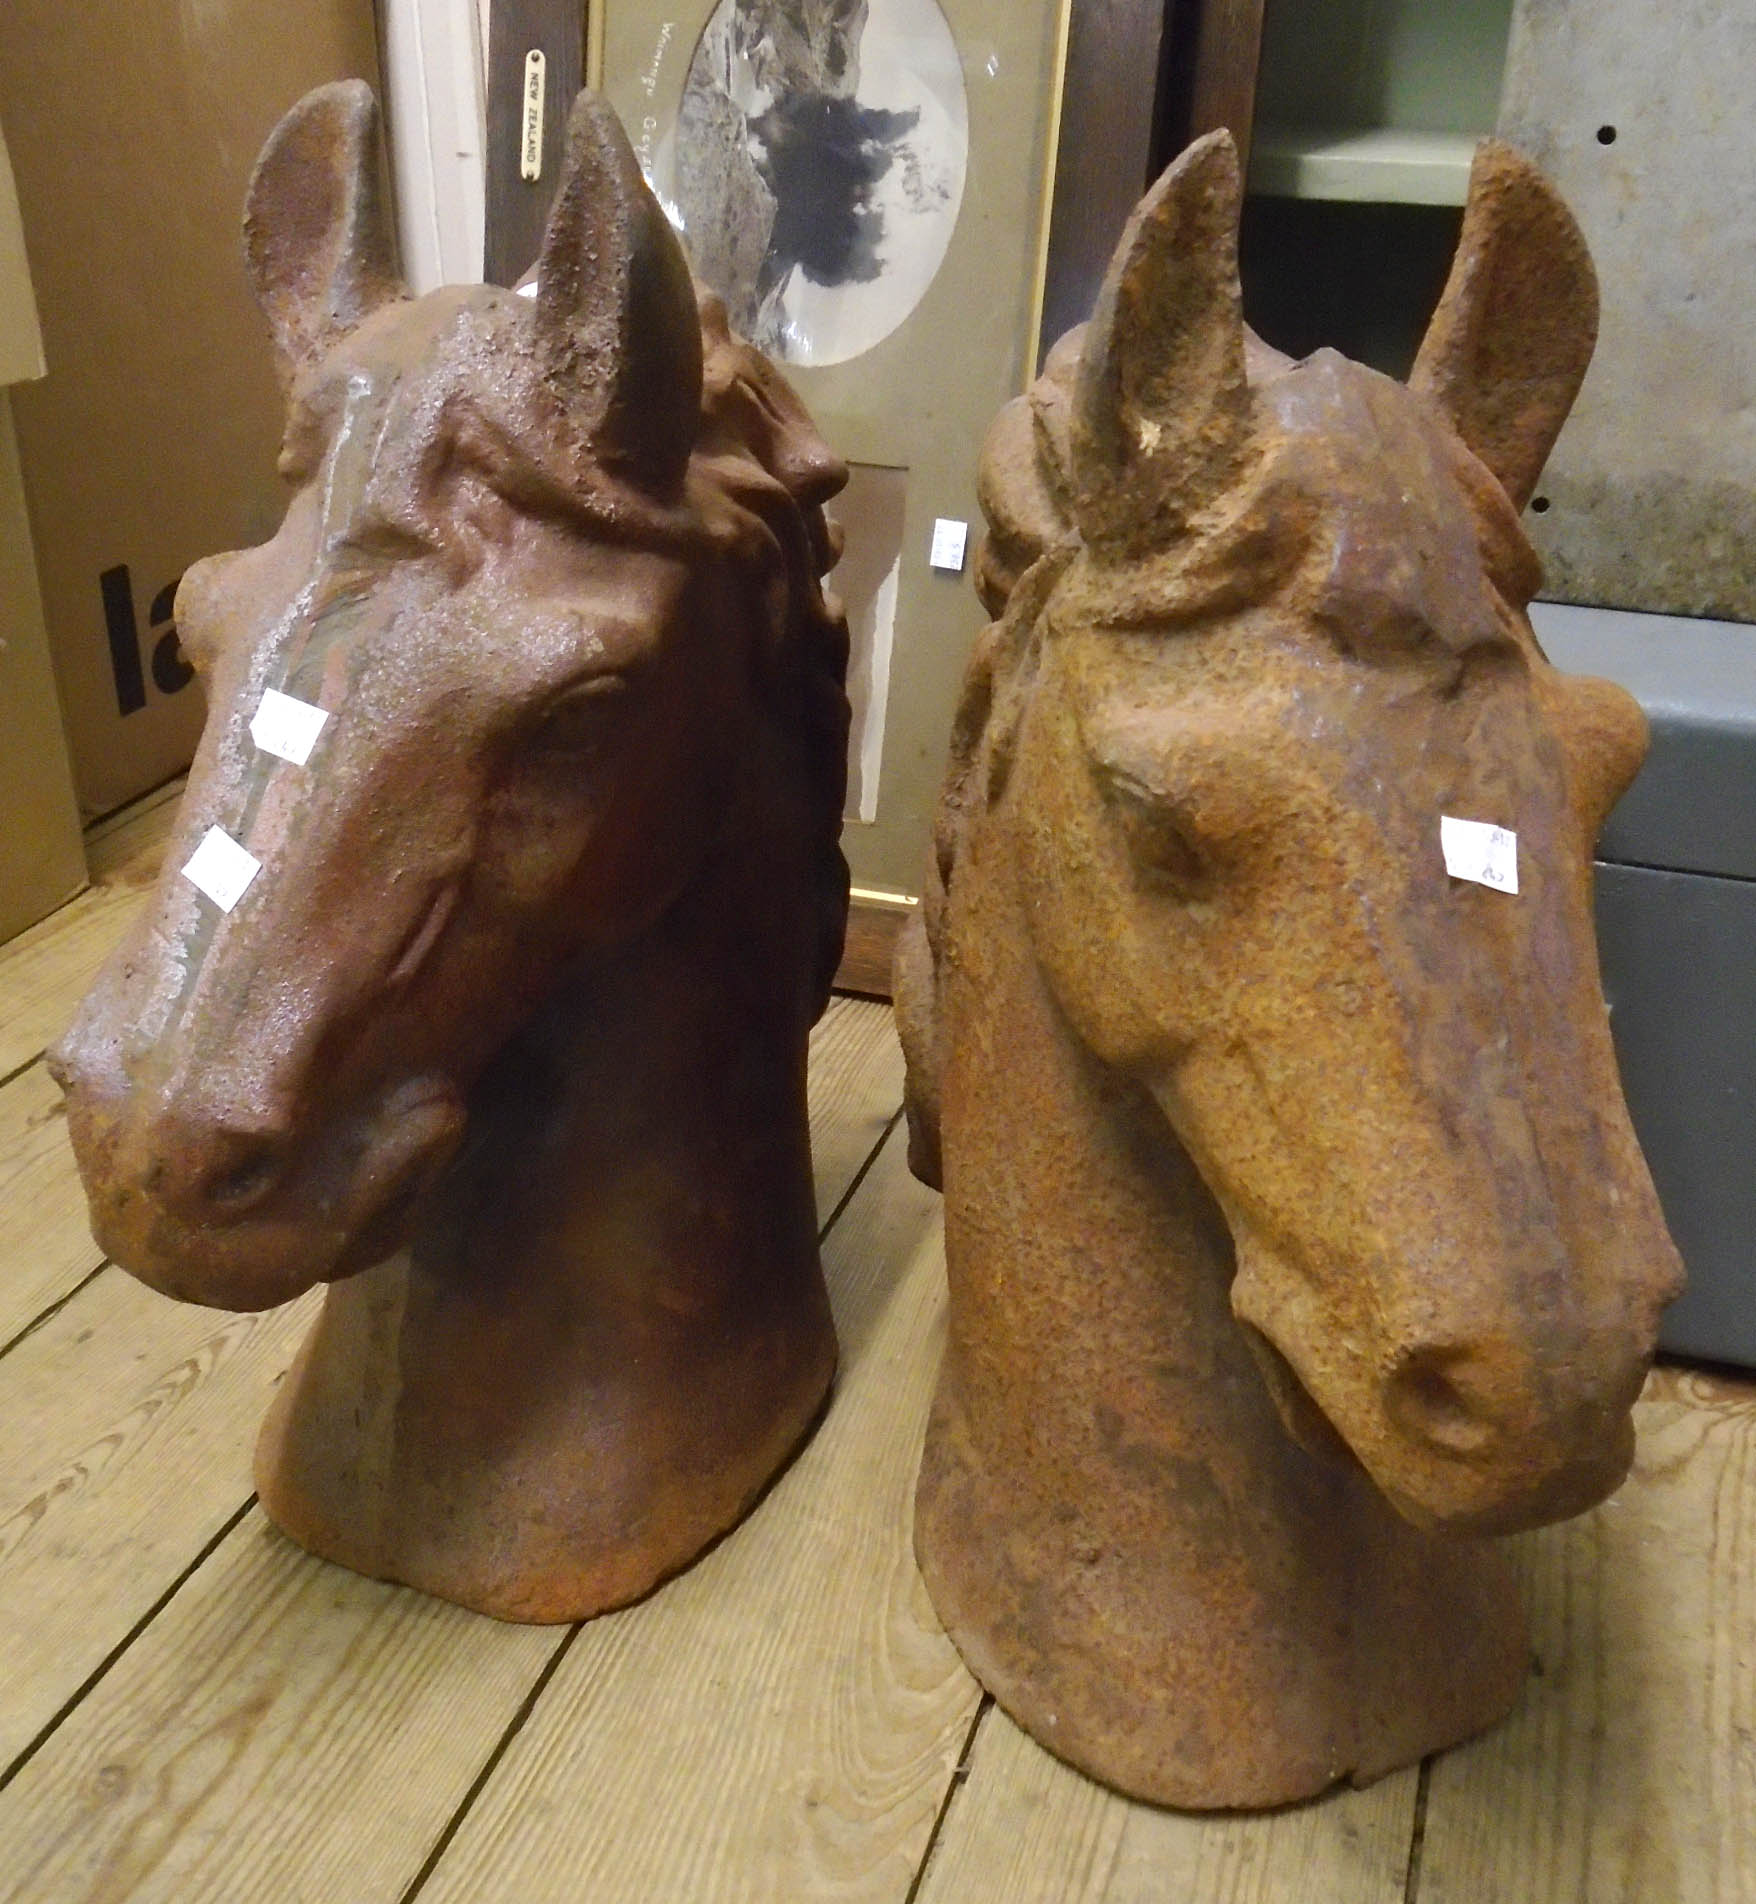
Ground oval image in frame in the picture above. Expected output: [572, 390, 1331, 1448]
[668, 0, 969, 368]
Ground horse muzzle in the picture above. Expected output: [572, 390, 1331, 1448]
[1232, 1232, 1679, 1540]
[49, 1028, 465, 1312]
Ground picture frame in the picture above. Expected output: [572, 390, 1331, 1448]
[592, 0, 1072, 897]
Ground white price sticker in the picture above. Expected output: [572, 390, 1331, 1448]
[929, 518, 969, 573]
[181, 827, 262, 913]
[1441, 816, 1519, 894]
[250, 688, 329, 766]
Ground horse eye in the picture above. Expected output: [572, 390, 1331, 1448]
[1124, 804, 1208, 890]
[527, 673, 627, 755]
[1096, 768, 1210, 891]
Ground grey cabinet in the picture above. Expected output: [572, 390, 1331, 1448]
[1534, 601, 1756, 1369]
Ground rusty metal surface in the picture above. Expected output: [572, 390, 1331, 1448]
[52, 83, 853, 1623]
[896, 134, 1681, 1809]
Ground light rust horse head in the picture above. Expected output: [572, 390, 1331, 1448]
[53, 84, 850, 1313]
[901, 134, 1681, 1541]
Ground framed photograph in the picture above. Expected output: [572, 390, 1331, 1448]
[594, 0, 1071, 895]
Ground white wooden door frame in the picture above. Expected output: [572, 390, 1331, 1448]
[379, 0, 488, 292]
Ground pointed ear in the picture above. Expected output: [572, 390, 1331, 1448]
[1070, 131, 1255, 552]
[244, 81, 403, 385]
[1410, 140, 1598, 512]
[533, 93, 703, 495]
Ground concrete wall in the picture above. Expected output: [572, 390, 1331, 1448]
[1501, 1, 1756, 623]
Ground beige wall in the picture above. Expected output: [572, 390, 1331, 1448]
[0, 114, 43, 387]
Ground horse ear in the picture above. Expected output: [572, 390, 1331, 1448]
[533, 93, 703, 494]
[1070, 131, 1254, 551]
[244, 81, 403, 385]
[1409, 140, 1598, 512]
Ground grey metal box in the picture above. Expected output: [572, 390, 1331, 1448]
[1533, 602, 1756, 1367]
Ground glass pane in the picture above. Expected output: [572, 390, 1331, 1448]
[666, 0, 968, 366]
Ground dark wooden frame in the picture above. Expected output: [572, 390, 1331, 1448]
[1034, 0, 1175, 361]
[484, 0, 589, 285]
[1034, 0, 1267, 367]
[1176, 0, 1268, 160]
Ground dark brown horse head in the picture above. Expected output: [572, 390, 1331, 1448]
[51, 83, 849, 1313]
[931, 133, 1681, 1538]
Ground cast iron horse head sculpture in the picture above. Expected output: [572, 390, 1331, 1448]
[895, 134, 1683, 1807]
[52, 83, 852, 1621]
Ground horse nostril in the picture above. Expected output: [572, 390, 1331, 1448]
[196, 1134, 288, 1216]
[1385, 1349, 1500, 1457]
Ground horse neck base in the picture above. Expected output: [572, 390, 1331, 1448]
[253, 943, 835, 1624]
[917, 843, 1528, 1808]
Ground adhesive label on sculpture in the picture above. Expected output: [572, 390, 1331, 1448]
[181, 827, 261, 912]
[250, 688, 330, 766]
[1441, 816, 1519, 894]
[667, 0, 968, 366]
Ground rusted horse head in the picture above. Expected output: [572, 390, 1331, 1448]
[53, 84, 851, 1620]
[896, 135, 1681, 1806]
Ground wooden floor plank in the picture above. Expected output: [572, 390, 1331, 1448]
[0, 1064, 100, 1345]
[0, 1275, 320, 1772]
[0, 790, 180, 1080]
[80, 779, 184, 865]
[0, 1006, 907, 1898]
[416, 1127, 980, 1904]
[0, 1513, 562, 1904]
[1417, 1364, 1756, 1904]
[916, 1704, 1417, 1904]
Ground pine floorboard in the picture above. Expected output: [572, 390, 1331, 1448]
[0, 1062, 101, 1346]
[914, 1706, 1418, 1904]
[0, 1275, 320, 1773]
[1416, 1364, 1756, 1903]
[0, 1508, 566, 1904]
[0, 782, 1751, 1900]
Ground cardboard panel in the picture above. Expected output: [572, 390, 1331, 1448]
[0, 117, 44, 387]
[0, 2, 382, 816]
[0, 394, 85, 944]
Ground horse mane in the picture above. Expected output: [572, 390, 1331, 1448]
[939, 317, 1517, 897]
[692, 289, 853, 1016]
[896, 331, 1084, 1183]
[440, 277, 852, 1015]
